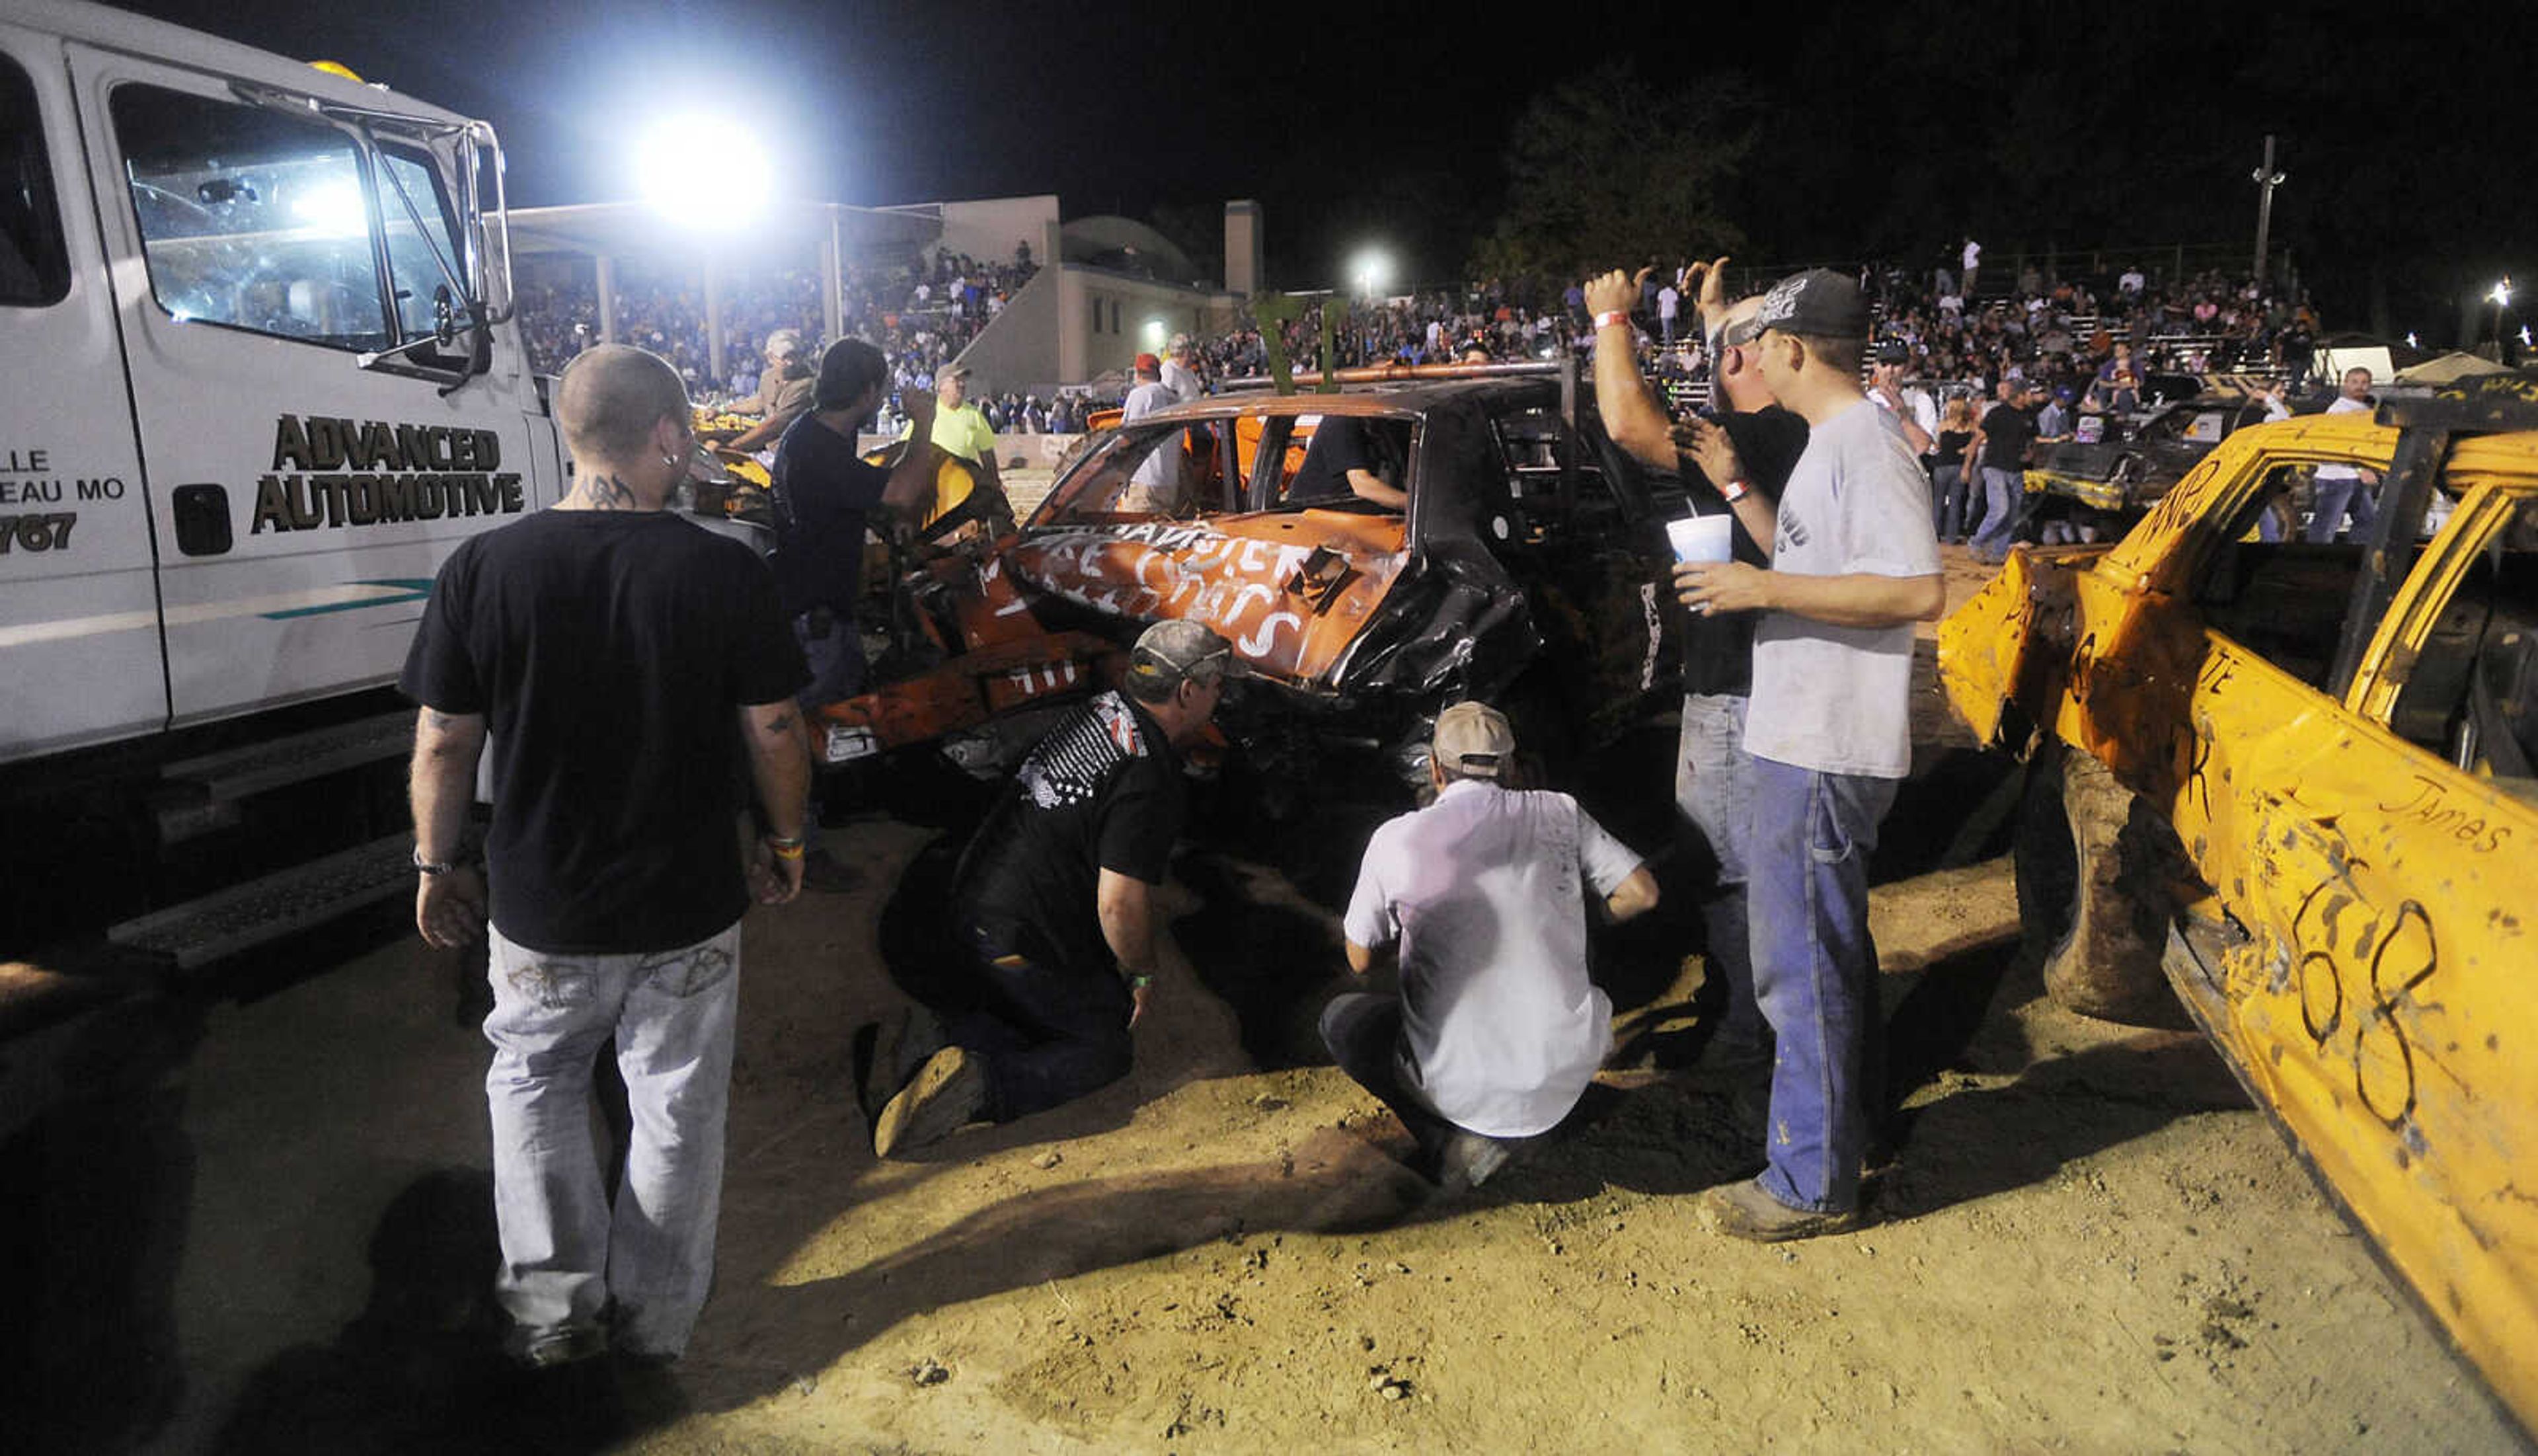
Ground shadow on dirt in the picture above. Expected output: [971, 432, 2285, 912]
[0, 993, 204, 1455]
[208, 1169, 690, 1455]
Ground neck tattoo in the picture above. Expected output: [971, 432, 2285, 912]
[570, 473, 641, 511]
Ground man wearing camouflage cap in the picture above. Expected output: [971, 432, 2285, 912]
[870, 619, 1231, 1156]
[1328, 701, 1658, 1192]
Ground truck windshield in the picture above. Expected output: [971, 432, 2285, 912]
[111, 82, 391, 351]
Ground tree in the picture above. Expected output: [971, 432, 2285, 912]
[1474, 61, 1758, 284]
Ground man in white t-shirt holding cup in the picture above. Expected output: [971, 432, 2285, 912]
[1673, 269, 1944, 1241]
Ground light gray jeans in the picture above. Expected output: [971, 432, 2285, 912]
[484, 918, 741, 1358]
[1677, 693, 1765, 1054]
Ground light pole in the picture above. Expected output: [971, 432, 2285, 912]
[2492, 278, 2515, 352]
[2250, 134, 2286, 287]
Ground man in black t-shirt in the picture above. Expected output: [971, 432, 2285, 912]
[402, 344, 810, 1367]
[1286, 413, 1408, 508]
[771, 338, 941, 709]
[1586, 268, 1805, 1091]
[1968, 379, 2038, 563]
[870, 621, 1231, 1157]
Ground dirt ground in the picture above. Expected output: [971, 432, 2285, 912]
[5, 548, 2524, 1453]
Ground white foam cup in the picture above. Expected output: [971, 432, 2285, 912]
[1667, 513, 1734, 564]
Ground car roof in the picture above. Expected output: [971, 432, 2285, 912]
[1126, 374, 1565, 428]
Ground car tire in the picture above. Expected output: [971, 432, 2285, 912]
[2015, 745, 2192, 1028]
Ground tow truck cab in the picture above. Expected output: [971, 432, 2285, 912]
[0, 1, 564, 956]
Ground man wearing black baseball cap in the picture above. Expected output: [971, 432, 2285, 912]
[868, 620, 1231, 1157]
[1673, 268, 1944, 1241]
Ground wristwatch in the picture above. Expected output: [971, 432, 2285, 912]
[1720, 477, 1751, 504]
[412, 850, 459, 876]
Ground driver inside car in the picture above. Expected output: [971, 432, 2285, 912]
[1286, 416, 1409, 509]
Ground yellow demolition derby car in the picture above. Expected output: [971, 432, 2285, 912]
[1939, 371, 2538, 1433]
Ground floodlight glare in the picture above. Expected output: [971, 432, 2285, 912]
[291, 179, 368, 237]
[1352, 248, 1391, 298]
[2492, 278, 2514, 309]
[637, 113, 772, 230]
[1141, 318, 1167, 346]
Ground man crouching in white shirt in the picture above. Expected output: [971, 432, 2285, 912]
[1327, 702, 1659, 1192]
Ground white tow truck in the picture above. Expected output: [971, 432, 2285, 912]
[0, 1, 568, 968]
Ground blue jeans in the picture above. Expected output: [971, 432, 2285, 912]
[944, 924, 1134, 1124]
[1931, 464, 1968, 543]
[1969, 467, 2021, 560]
[2305, 474, 2376, 543]
[1746, 755, 1896, 1214]
[484, 919, 741, 1357]
[1675, 693, 1764, 1055]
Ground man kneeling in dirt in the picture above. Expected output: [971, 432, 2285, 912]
[868, 621, 1231, 1157]
[1327, 702, 1660, 1190]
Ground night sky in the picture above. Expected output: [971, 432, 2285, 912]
[102, 0, 2535, 340]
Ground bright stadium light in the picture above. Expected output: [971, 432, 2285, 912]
[1352, 247, 1391, 299]
[1141, 318, 1167, 347]
[2492, 277, 2515, 309]
[636, 112, 771, 230]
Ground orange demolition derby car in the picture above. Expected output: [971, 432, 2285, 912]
[813, 362, 1691, 796]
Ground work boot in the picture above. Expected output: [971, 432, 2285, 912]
[874, 1046, 989, 1158]
[1424, 1129, 1512, 1196]
[857, 1005, 946, 1126]
[506, 1319, 608, 1370]
[1696, 1176, 1866, 1243]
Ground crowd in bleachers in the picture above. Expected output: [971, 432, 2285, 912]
[1862, 258, 2323, 405]
[512, 237, 2332, 446]
[514, 249, 1040, 406]
[1160, 257, 2328, 419]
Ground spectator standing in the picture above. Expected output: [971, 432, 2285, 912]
[1161, 333, 1206, 402]
[2306, 367, 2382, 542]
[1658, 278, 1682, 346]
[770, 340, 941, 712]
[1931, 397, 1978, 545]
[1588, 260, 1804, 1097]
[402, 345, 811, 1364]
[1960, 238, 1982, 297]
[1968, 378, 2037, 563]
[1673, 270, 1944, 1241]
[2036, 387, 2073, 443]
[1868, 342, 1938, 456]
[904, 361, 1003, 508]
[1329, 702, 1658, 1190]
[1119, 352, 1183, 512]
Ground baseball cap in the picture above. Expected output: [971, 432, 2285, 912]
[939, 360, 974, 380]
[1750, 268, 1869, 340]
[765, 328, 803, 359]
[1128, 619, 1232, 689]
[1134, 352, 1162, 374]
[1874, 342, 1909, 365]
[1432, 701, 1516, 781]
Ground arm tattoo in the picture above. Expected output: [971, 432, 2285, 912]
[762, 708, 800, 736]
